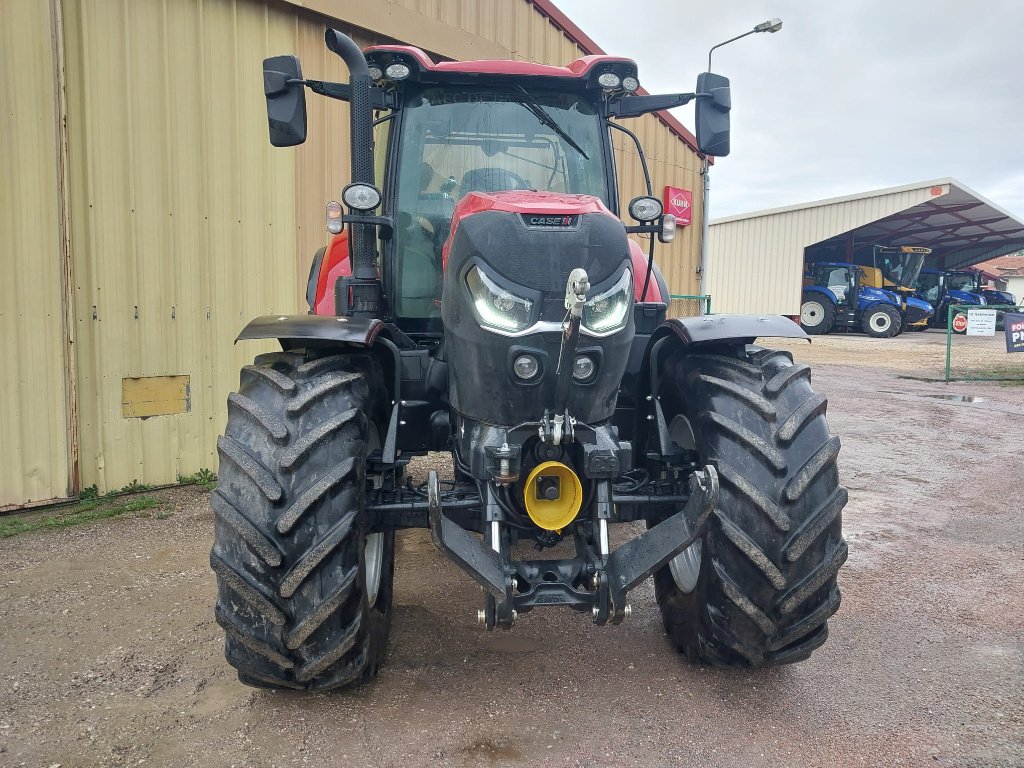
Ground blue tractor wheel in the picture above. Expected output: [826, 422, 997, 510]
[862, 305, 901, 338]
[800, 292, 836, 335]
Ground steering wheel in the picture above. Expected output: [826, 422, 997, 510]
[460, 168, 533, 196]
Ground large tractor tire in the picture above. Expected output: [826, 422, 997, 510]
[799, 292, 836, 335]
[210, 351, 394, 690]
[653, 345, 848, 667]
[862, 305, 901, 337]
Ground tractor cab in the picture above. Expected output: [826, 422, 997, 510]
[385, 80, 614, 323]
[807, 262, 858, 305]
[860, 246, 934, 330]
[915, 269, 987, 326]
[944, 270, 1016, 306]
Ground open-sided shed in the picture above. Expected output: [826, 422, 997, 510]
[707, 178, 1024, 315]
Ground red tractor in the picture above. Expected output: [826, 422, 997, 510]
[211, 29, 848, 690]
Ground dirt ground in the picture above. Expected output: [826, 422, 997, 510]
[2, 337, 1023, 768]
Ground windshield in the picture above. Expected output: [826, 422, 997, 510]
[390, 87, 608, 319]
[877, 251, 925, 289]
[916, 271, 941, 302]
[946, 273, 978, 292]
[813, 265, 853, 302]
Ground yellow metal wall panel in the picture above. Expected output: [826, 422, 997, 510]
[121, 376, 191, 418]
[0, 0, 72, 508]
[64, 0, 297, 492]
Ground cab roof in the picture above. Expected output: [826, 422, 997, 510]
[364, 44, 638, 91]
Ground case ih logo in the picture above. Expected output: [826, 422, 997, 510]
[522, 214, 579, 228]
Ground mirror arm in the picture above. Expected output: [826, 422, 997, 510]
[288, 78, 398, 110]
[607, 92, 697, 118]
[624, 223, 660, 235]
[344, 214, 395, 241]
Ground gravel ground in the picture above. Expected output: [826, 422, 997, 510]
[1, 339, 1022, 768]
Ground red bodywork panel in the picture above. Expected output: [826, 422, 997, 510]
[315, 193, 662, 313]
[313, 231, 352, 316]
[629, 240, 663, 303]
[441, 191, 614, 271]
[365, 44, 634, 80]
[441, 190, 663, 302]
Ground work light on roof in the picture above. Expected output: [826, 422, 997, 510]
[367, 65, 384, 81]
[597, 72, 621, 89]
[621, 76, 640, 93]
[385, 62, 411, 80]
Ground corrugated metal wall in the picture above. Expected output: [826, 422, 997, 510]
[61, 0, 350, 492]
[2, 0, 704, 505]
[0, 0, 73, 509]
[707, 185, 941, 315]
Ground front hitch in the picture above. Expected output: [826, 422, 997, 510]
[427, 465, 719, 629]
[602, 465, 718, 624]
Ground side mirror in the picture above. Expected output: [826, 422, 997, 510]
[695, 72, 731, 157]
[263, 55, 307, 147]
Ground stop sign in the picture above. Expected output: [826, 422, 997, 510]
[952, 313, 968, 333]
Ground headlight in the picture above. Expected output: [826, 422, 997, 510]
[466, 267, 533, 332]
[597, 72, 621, 89]
[583, 270, 632, 333]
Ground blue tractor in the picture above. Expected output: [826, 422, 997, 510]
[800, 261, 907, 337]
[915, 269, 989, 327]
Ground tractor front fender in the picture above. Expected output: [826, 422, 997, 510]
[236, 314, 384, 347]
[627, 314, 808, 465]
[236, 314, 403, 463]
[656, 313, 808, 346]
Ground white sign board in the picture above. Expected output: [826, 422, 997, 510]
[966, 309, 997, 336]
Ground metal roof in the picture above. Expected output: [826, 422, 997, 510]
[715, 178, 1024, 271]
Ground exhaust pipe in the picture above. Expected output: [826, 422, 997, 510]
[325, 29, 376, 282]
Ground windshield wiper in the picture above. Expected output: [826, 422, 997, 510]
[512, 85, 589, 160]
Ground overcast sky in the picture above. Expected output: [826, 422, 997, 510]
[556, 0, 1024, 220]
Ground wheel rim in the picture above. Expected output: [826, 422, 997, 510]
[364, 423, 384, 608]
[800, 301, 825, 326]
[364, 532, 384, 608]
[666, 414, 702, 593]
[871, 312, 891, 332]
[669, 532, 702, 593]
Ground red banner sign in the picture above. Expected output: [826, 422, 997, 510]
[663, 186, 692, 227]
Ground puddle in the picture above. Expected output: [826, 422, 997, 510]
[877, 389, 986, 404]
[919, 393, 985, 403]
[458, 738, 524, 762]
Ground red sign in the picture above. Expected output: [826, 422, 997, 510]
[952, 313, 968, 333]
[663, 186, 692, 227]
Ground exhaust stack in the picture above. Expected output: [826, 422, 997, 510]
[325, 29, 378, 285]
